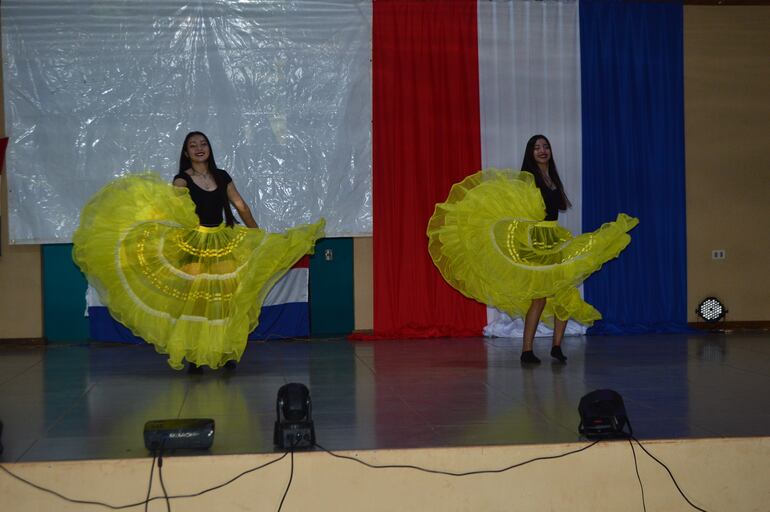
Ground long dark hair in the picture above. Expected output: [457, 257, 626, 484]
[179, 131, 236, 227]
[520, 134, 571, 210]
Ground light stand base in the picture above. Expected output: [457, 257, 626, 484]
[274, 420, 315, 449]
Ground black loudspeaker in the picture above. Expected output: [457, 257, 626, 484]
[274, 383, 315, 449]
[578, 389, 632, 438]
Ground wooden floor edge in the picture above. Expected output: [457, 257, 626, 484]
[0, 337, 46, 345]
[689, 321, 770, 331]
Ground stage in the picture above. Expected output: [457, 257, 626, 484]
[1, 331, 769, 461]
[0, 332, 770, 512]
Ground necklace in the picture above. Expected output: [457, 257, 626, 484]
[191, 170, 214, 183]
[190, 169, 216, 191]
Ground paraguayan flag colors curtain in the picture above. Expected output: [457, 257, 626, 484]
[367, 0, 687, 338]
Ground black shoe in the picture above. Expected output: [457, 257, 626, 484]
[520, 350, 541, 364]
[223, 360, 237, 370]
[550, 346, 567, 363]
[187, 363, 203, 374]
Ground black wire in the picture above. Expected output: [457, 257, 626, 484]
[0, 451, 290, 510]
[160, 451, 289, 501]
[277, 448, 295, 512]
[3, 436, 709, 512]
[314, 439, 601, 477]
[0, 463, 145, 510]
[628, 438, 646, 512]
[157, 451, 171, 512]
[144, 454, 156, 512]
[277, 435, 302, 511]
[632, 436, 709, 512]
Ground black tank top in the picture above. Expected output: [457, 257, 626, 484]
[538, 184, 563, 221]
[528, 170, 566, 221]
[174, 169, 233, 226]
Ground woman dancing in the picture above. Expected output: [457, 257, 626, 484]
[73, 131, 324, 372]
[427, 135, 638, 364]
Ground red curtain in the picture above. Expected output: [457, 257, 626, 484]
[366, 0, 486, 338]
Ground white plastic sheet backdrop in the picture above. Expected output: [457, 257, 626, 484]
[2, 0, 372, 244]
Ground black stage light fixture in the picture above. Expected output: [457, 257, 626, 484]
[274, 383, 315, 449]
[696, 297, 727, 323]
[578, 389, 632, 439]
[143, 418, 215, 452]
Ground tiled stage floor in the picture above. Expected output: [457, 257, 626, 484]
[1, 331, 768, 463]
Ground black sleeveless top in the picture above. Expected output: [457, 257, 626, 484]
[538, 184, 564, 221]
[528, 170, 566, 221]
[174, 169, 232, 226]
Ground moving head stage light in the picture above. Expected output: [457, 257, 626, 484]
[578, 389, 632, 439]
[143, 418, 215, 452]
[274, 383, 315, 449]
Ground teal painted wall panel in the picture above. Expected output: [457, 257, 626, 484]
[42, 244, 89, 342]
[309, 238, 354, 336]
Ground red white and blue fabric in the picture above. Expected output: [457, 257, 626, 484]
[85, 0, 687, 341]
[368, 0, 686, 338]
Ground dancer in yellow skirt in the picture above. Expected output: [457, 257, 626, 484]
[427, 135, 638, 364]
[73, 131, 324, 372]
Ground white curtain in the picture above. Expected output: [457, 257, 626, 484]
[477, 0, 585, 337]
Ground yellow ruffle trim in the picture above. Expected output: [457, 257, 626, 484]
[73, 172, 325, 369]
[427, 169, 638, 326]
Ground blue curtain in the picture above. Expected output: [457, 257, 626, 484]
[580, 0, 689, 334]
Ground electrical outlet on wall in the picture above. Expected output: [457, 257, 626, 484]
[711, 249, 726, 260]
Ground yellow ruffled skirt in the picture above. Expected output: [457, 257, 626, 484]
[427, 169, 638, 327]
[73, 173, 325, 369]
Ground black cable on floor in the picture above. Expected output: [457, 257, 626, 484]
[0, 436, 713, 512]
[144, 454, 157, 512]
[0, 463, 148, 510]
[0, 451, 290, 510]
[628, 438, 646, 512]
[314, 439, 601, 477]
[161, 451, 290, 501]
[277, 448, 295, 512]
[157, 450, 171, 512]
[632, 436, 709, 512]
